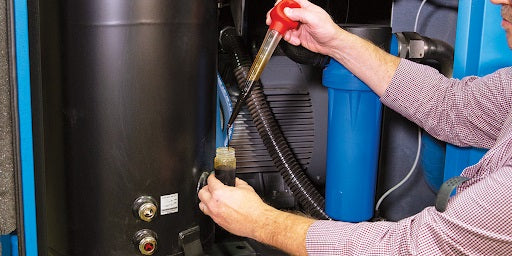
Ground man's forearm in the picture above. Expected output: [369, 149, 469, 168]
[251, 206, 316, 256]
[328, 28, 400, 97]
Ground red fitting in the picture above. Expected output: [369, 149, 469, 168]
[144, 243, 154, 252]
[269, 0, 301, 35]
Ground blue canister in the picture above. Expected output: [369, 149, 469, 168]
[323, 59, 382, 222]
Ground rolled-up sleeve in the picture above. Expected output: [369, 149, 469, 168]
[381, 59, 512, 148]
[306, 166, 512, 255]
[305, 60, 512, 255]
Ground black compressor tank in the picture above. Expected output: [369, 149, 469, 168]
[47, 0, 217, 255]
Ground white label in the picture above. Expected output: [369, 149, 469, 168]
[160, 193, 178, 215]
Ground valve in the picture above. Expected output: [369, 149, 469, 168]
[133, 229, 158, 255]
[132, 196, 158, 222]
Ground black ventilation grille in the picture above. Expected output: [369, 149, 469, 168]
[230, 88, 315, 173]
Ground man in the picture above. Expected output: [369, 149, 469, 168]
[198, 0, 512, 254]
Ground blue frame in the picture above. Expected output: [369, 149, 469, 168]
[444, 0, 512, 181]
[0, 235, 18, 256]
[12, 0, 38, 255]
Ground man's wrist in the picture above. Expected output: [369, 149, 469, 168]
[250, 205, 316, 255]
[251, 204, 282, 242]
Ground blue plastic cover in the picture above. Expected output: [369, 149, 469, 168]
[323, 59, 372, 91]
[323, 60, 382, 222]
[444, 0, 512, 181]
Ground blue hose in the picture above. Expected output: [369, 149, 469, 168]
[217, 73, 234, 147]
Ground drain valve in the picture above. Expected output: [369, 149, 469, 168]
[133, 229, 158, 255]
[133, 196, 158, 222]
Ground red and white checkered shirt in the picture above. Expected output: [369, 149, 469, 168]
[306, 59, 512, 255]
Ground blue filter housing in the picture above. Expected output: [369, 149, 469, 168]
[444, 0, 512, 181]
[323, 25, 392, 222]
[323, 60, 383, 222]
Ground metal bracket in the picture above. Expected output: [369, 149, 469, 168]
[435, 176, 470, 212]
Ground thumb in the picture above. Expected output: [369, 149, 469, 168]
[235, 178, 249, 187]
[207, 172, 225, 190]
[284, 6, 308, 24]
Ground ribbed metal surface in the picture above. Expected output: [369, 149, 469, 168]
[230, 89, 314, 173]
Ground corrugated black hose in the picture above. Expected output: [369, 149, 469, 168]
[219, 27, 330, 220]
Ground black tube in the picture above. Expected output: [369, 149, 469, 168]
[220, 27, 330, 220]
[395, 32, 454, 77]
[280, 42, 330, 67]
[281, 25, 391, 68]
[422, 36, 454, 77]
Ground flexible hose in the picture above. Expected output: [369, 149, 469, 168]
[422, 36, 454, 77]
[217, 73, 234, 146]
[220, 27, 330, 219]
[280, 42, 330, 67]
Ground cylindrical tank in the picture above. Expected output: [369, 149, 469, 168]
[54, 1, 217, 255]
[323, 25, 391, 222]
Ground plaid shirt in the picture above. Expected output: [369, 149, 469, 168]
[306, 59, 512, 255]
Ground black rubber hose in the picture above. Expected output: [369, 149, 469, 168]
[422, 36, 454, 77]
[220, 27, 330, 220]
[280, 42, 330, 68]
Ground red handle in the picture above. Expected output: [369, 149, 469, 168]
[269, 0, 301, 35]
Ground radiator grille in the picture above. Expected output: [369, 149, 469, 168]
[230, 88, 314, 173]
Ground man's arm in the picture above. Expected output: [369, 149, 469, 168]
[279, 0, 512, 147]
[199, 165, 512, 255]
[326, 30, 400, 97]
[198, 174, 315, 255]
[306, 165, 512, 255]
[271, 0, 400, 96]
[382, 59, 512, 148]
[253, 208, 314, 255]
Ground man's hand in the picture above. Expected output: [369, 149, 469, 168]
[266, 0, 400, 96]
[197, 173, 277, 239]
[198, 173, 315, 256]
[266, 0, 344, 56]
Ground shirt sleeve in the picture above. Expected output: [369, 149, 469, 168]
[380, 59, 512, 148]
[306, 165, 512, 255]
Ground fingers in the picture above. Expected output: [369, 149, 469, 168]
[207, 172, 225, 190]
[283, 7, 306, 23]
[198, 183, 216, 217]
[198, 184, 212, 203]
[268, 0, 311, 26]
[235, 177, 248, 186]
[198, 202, 210, 216]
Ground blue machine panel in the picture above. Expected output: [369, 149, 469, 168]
[444, 0, 512, 180]
[13, 0, 38, 254]
[0, 235, 18, 256]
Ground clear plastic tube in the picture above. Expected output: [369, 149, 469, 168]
[246, 29, 282, 82]
[226, 29, 283, 130]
